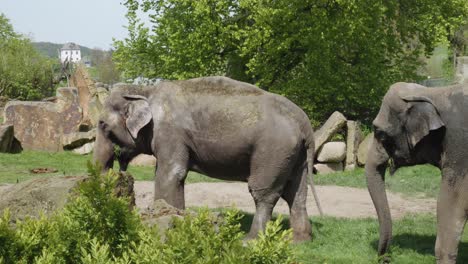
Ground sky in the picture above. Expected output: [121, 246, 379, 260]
[0, 0, 132, 49]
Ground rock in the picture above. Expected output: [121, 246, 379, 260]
[4, 87, 82, 151]
[317, 141, 346, 163]
[130, 154, 157, 167]
[95, 82, 104, 88]
[72, 142, 94, 155]
[30, 167, 58, 174]
[345, 121, 363, 170]
[70, 64, 97, 128]
[140, 199, 184, 240]
[357, 133, 374, 166]
[0, 172, 135, 222]
[314, 111, 347, 153]
[62, 129, 96, 150]
[0, 125, 14, 152]
[114, 171, 136, 209]
[314, 162, 344, 174]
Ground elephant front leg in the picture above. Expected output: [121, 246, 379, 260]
[154, 160, 188, 209]
[435, 179, 467, 264]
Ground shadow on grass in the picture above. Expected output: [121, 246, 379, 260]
[238, 212, 323, 235]
[371, 234, 468, 262]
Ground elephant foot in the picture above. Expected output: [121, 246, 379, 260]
[292, 231, 312, 243]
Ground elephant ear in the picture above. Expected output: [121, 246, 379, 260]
[123, 95, 152, 139]
[402, 95, 445, 148]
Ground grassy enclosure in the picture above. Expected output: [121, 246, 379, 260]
[0, 150, 466, 263]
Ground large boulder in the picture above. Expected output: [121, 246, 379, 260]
[314, 162, 343, 174]
[357, 133, 374, 166]
[345, 121, 363, 170]
[317, 141, 346, 163]
[0, 173, 135, 221]
[4, 88, 82, 151]
[314, 111, 347, 153]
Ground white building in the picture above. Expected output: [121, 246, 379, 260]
[59, 42, 81, 63]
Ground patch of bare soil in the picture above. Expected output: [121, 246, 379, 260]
[135, 182, 436, 219]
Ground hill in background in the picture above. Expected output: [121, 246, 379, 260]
[32, 42, 95, 59]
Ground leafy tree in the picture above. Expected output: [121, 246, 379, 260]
[0, 13, 58, 100]
[90, 48, 122, 84]
[114, 0, 468, 125]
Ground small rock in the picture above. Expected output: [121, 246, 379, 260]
[130, 154, 157, 167]
[72, 142, 94, 155]
[314, 162, 344, 174]
[30, 167, 58, 174]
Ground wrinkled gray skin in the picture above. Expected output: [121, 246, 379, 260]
[94, 76, 322, 242]
[366, 82, 468, 263]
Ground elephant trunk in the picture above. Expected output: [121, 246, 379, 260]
[93, 127, 115, 172]
[365, 138, 391, 260]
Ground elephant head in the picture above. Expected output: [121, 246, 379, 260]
[366, 82, 446, 260]
[93, 86, 153, 171]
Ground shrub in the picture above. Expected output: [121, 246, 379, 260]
[0, 162, 297, 263]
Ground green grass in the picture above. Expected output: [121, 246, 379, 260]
[228, 211, 468, 264]
[0, 150, 215, 184]
[293, 214, 468, 264]
[0, 151, 464, 263]
[0, 151, 441, 197]
[316, 165, 441, 198]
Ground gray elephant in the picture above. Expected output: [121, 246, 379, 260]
[93, 76, 322, 242]
[366, 82, 468, 263]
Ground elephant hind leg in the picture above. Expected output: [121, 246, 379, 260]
[281, 160, 312, 243]
[246, 136, 299, 240]
[246, 187, 281, 240]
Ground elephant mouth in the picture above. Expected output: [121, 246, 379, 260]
[389, 156, 415, 175]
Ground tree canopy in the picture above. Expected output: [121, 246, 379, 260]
[0, 14, 58, 100]
[114, 0, 468, 125]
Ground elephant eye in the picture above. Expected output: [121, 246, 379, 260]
[374, 127, 391, 143]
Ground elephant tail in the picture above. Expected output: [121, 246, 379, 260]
[307, 144, 323, 216]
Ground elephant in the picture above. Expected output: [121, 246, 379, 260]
[93, 76, 322, 242]
[366, 81, 468, 263]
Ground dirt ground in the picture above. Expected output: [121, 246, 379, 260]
[0, 181, 436, 219]
[135, 182, 436, 219]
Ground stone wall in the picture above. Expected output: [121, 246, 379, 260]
[313, 112, 373, 174]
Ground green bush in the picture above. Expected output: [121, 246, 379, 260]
[0, 162, 296, 263]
